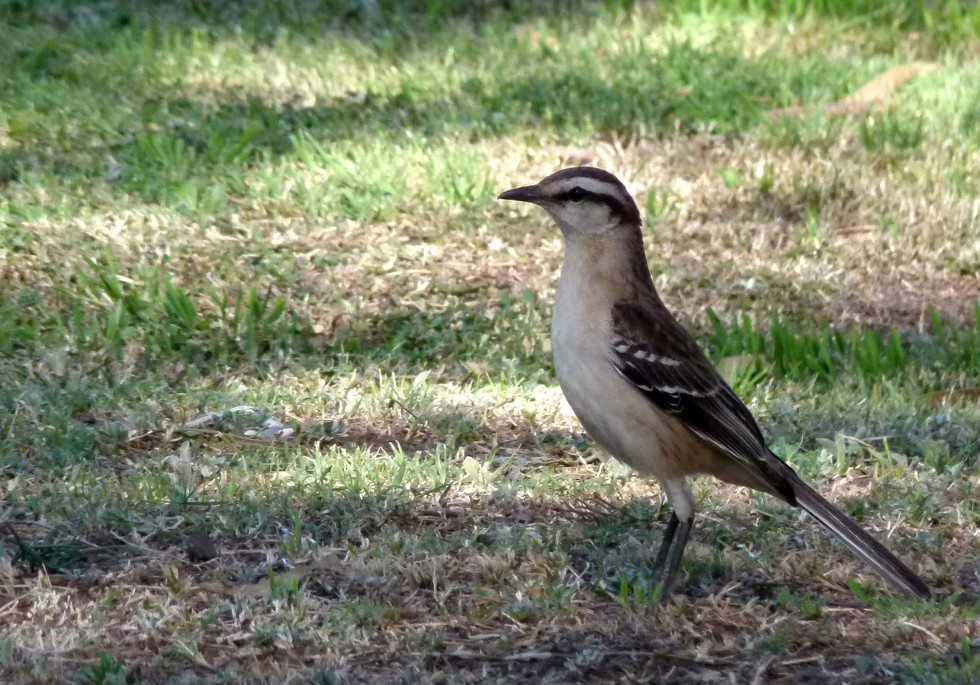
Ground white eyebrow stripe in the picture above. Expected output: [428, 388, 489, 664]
[550, 176, 631, 207]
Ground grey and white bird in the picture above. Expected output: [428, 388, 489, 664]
[498, 166, 930, 599]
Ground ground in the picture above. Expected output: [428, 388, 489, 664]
[1, 1, 979, 683]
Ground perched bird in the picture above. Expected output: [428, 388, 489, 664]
[498, 166, 930, 598]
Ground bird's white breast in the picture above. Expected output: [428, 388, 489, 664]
[550, 248, 702, 481]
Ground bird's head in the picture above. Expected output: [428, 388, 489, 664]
[497, 166, 641, 236]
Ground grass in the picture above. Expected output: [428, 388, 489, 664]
[1, 0, 979, 682]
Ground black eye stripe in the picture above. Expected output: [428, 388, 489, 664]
[540, 167, 642, 225]
[557, 188, 588, 202]
[556, 189, 623, 212]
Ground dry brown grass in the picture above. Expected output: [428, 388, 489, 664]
[2, 468, 975, 684]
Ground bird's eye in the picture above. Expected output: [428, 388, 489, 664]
[567, 187, 586, 202]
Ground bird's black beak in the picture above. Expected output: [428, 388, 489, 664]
[497, 184, 542, 204]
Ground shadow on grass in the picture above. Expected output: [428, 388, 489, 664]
[1, 468, 969, 683]
[0, 42, 800, 189]
[3, 1, 975, 218]
[0, 0, 879, 213]
[4, 0, 966, 40]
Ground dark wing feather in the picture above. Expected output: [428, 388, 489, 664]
[611, 302, 931, 597]
[610, 300, 796, 504]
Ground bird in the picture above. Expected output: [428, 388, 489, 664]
[497, 166, 930, 599]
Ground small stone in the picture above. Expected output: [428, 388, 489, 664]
[185, 531, 219, 562]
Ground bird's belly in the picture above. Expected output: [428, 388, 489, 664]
[552, 337, 699, 479]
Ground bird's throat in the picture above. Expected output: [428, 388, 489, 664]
[560, 226, 656, 302]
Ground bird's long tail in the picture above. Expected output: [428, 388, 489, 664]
[788, 473, 930, 598]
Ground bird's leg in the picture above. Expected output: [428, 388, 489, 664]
[651, 512, 694, 597]
[662, 514, 693, 596]
[651, 511, 679, 575]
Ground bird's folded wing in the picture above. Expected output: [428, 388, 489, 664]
[609, 300, 795, 503]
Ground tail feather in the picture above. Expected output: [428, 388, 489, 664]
[790, 475, 930, 598]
